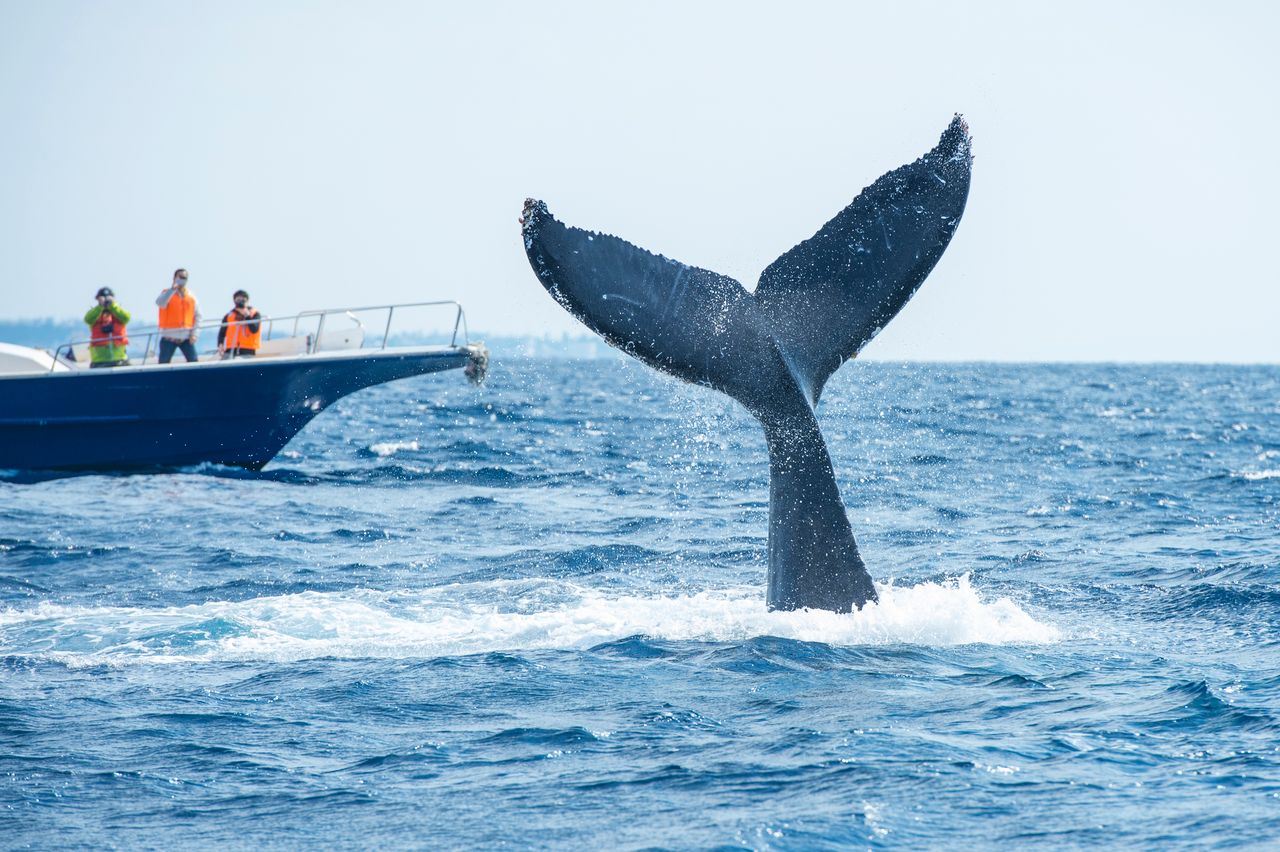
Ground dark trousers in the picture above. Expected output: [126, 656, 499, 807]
[159, 338, 198, 364]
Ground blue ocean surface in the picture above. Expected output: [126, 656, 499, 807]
[2, 359, 1278, 849]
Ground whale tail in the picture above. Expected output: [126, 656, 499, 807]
[521, 117, 972, 612]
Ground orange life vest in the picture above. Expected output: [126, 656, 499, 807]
[90, 310, 128, 348]
[159, 289, 197, 331]
[223, 310, 262, 352]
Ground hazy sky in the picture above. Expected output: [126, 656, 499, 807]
[2, 1, 1276, 360]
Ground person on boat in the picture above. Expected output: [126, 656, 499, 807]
[155, 268, 201, 363]
[217, 290, 262, 357]
[83, 287, 131, 368]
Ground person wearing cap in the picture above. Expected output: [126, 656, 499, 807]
[217, 289, 262, 358]
[83, 287, 131, 368]
[155, 268, 201, 363]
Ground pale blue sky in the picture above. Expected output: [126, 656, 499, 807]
[1, 1, 1276, 360]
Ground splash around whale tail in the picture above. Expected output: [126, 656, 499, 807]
[520, 117, 973, 612]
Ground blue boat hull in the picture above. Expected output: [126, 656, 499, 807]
[0, 349, 470, 470]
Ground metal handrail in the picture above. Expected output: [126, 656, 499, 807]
[53, 315, 283, 369]
[49, 301, 470, 372]
[289, 301, 465, 346]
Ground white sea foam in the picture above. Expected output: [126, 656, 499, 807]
[0, 576, 1060, 667]
[368, 439, 420, 457]
[1236, 469, 1280, 481]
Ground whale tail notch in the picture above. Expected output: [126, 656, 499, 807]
[520, 117, 973, 612]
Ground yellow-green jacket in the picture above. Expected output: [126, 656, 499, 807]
[84, 303, 132, 364]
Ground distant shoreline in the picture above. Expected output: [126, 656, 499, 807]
[1, 319, 1277, 364]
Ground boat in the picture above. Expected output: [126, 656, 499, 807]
[0, 301, 487, 471]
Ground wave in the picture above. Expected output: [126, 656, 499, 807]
[362, 439, 420, 458]
[1139, 680, 1280, 734]
[200, 462, 562, 488]
[1234, 469, 1280, 481]
[0, 575, 1059, 667]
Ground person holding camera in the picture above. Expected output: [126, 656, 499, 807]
[217, 289, 262, 358]
[155, 268, 201, 363]
[83, 287, 131, 368]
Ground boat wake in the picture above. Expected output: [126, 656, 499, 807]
[0, 576, 1059, 666]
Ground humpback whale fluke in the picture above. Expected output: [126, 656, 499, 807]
[521, 116, 973, 612]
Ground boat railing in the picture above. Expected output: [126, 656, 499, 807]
[49, 300, 470, 372]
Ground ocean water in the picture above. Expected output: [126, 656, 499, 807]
[2, 359, 1278, 849]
